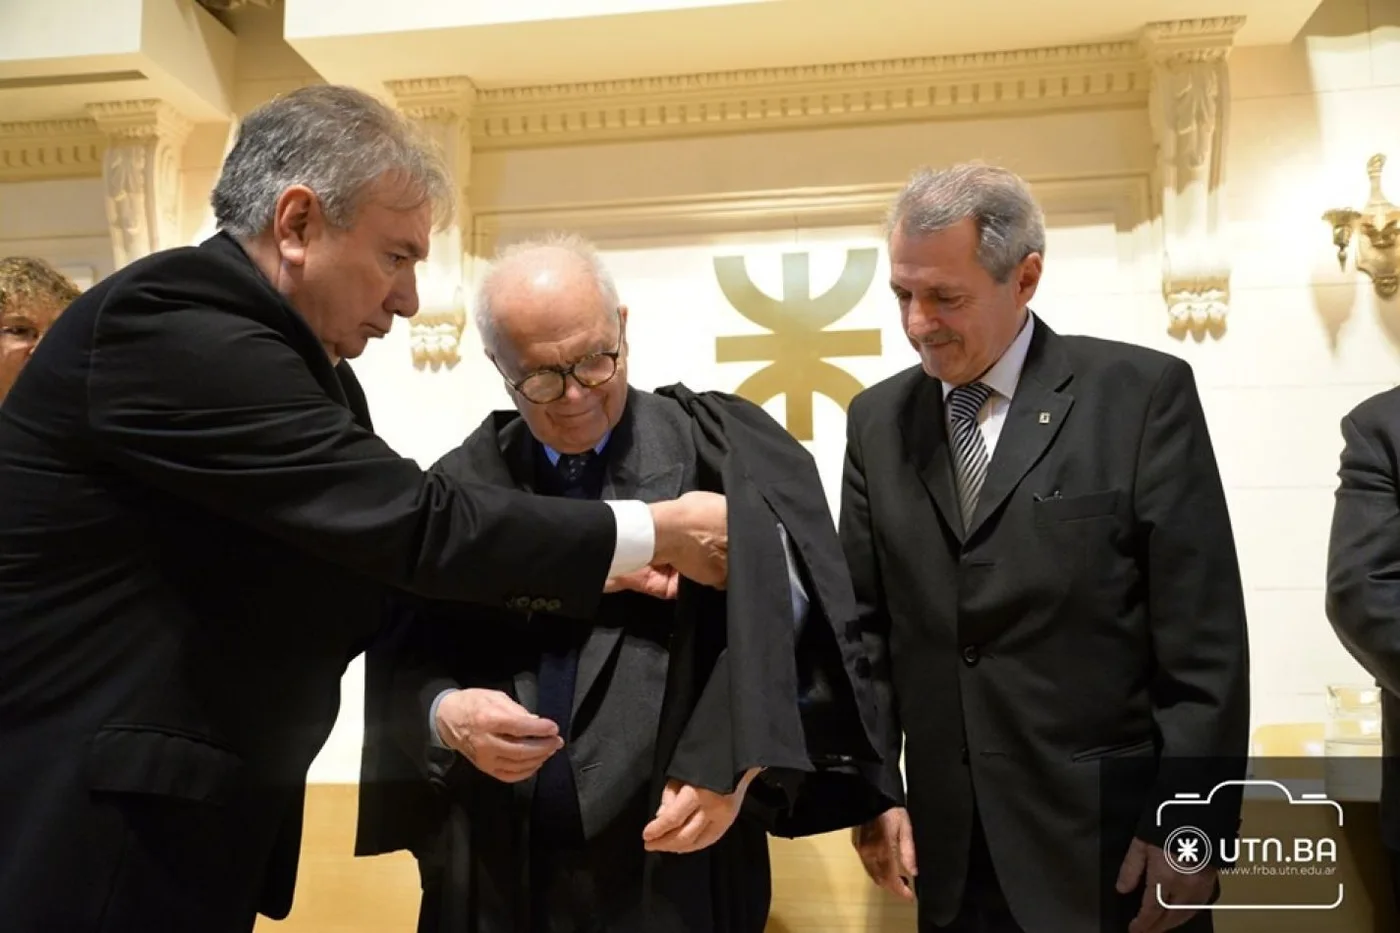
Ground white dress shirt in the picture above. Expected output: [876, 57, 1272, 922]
[941, 312, 1036, 459]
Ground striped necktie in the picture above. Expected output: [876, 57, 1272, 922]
[947, 381, 994, 531]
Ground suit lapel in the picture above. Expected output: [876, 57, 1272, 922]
[965, 319, 1074, 538]
[495, 416, 539, 494]
[902, 376, 962, 535]
[573, 393, 683, 717]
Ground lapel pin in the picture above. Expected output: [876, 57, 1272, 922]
[1038, 411, 1051, 424]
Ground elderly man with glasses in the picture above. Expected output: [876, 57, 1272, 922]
[356, 233, 891, 933]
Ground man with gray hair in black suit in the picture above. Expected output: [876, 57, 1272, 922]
[844, 163, 1249, 932]
[0, 86, 731, 933]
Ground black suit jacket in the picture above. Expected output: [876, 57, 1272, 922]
[840, 316, 1250, 932]
[1325, 385, 1400, 850]
[0, 233, 619, 930]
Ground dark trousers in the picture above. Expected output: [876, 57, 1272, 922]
[529, 814, 648, 933]
[90, 795, 260, 933]
[932, 809, 1213, 933]
[531, 844, 611, 933]
[931, 809, 1024, 933]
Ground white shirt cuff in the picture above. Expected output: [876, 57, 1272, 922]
[605, 499, 656, 576]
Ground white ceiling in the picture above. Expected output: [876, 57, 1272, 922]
[284, 0, 1329, 89]
[0, 0, 1332, 126]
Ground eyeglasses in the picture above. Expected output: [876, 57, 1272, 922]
[496, 311, 625, 405]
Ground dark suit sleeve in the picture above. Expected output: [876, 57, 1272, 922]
[381, 601, 463, 765]
[1132, 360, 1249, 845]
[1326, 408, 1400, 696]
[85, 298, 614, 616]
[838, 397, 906, 808]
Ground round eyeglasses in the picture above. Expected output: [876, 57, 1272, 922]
[497, 318, 625, 405]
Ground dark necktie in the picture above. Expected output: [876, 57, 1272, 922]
[532, 450, 594, 845]
[948, 382, 994, 532]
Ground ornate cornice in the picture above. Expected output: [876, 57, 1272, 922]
[86, 100, 192, 142]
[1141, 16, 1246, 59]
[472, 39, 1151, 150]
[0, 119, 106, 181]
[386, 76, 478, 121]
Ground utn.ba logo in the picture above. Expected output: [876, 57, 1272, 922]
[1166, 825, 1337, 874]
[1156, 779, 1343, 911]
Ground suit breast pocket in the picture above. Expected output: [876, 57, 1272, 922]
[1033, 489, 1120, 525]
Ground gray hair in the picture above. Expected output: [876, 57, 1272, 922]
[886, 163, 1046, 282]
[473, 232, 620, 357]
[211, 85, 453, 238]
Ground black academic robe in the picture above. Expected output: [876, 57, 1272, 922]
[356, 385, 893, 931]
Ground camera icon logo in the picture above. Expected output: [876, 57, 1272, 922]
[1163, 826, 1212, 875]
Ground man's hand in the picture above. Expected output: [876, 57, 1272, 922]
[641, 768, 760, 854]
[604, 564, 680, 599]
[852, 807, 918, 901]
[648, 491, 728, 590]
[1116, 837, 1217, 933]
[434, 688, 563, 783]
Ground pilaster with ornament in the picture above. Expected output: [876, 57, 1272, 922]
[1142, 18, 1242, 332]
[387, 77, 477, 369]
[86, 100, 192, 269]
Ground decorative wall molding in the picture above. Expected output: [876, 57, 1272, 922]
[475, 175, 1153, 254]
[387, 77, 477, 368]
[0, 119, 106, 182]
[87, 100, 193, 269]
[1142, 16, 1242, 333]
[473, 40, 1151, 150]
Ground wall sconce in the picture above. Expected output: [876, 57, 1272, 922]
[1323, 153, 1399, 300]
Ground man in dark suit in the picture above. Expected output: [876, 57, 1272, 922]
[0, 87, 729, 933]
[355, 236, 889, 931]
[841, 163, 1250, 932]
[1325, 386, 1400, 910]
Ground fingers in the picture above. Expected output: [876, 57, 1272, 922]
[642, 781, 696, 844]
[645, 807, 712, 854]
[1159, 906, 1199, 932]
[894, 810, 918, 880]
[606, 566, 681, 599]
[1116, 837, 1148, 894]
[482, 757, 552, 783]
[470, 732, 562, 783]
[486, 733, 564, 764]
[480, 694, 560, 740]
[852, 815, 915, 901]
[1130, 852, 1170, 933]
[1129, 882, 1167, 933]
[441, 690, 564, 781]
[856, 845, 914, 900]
